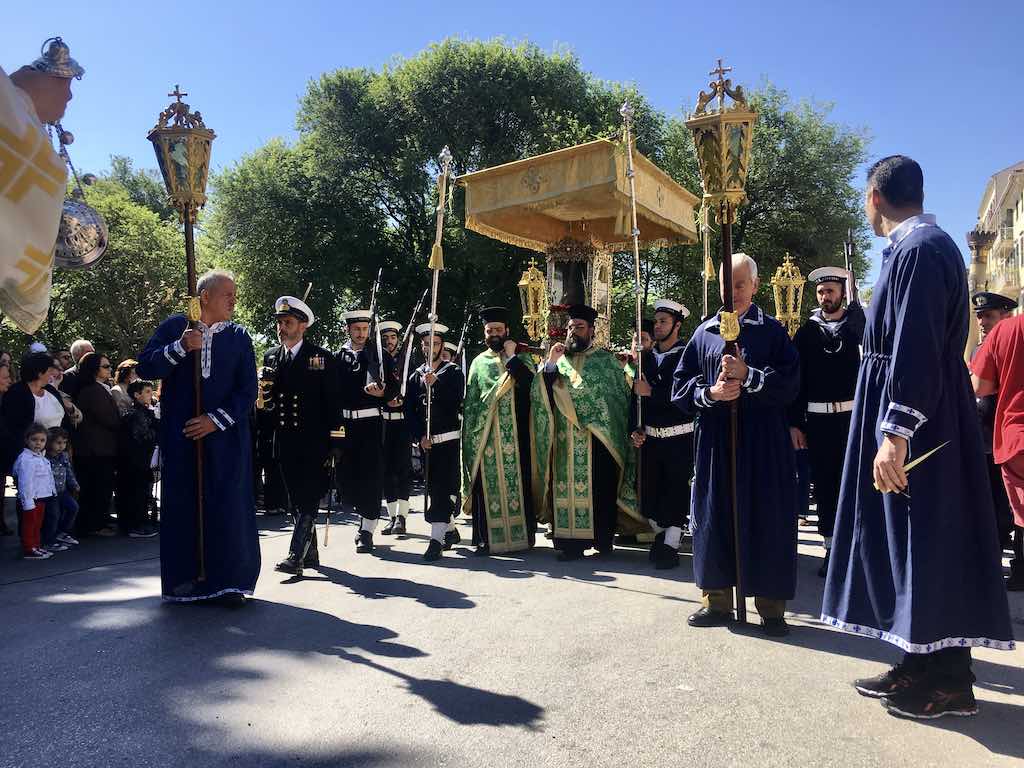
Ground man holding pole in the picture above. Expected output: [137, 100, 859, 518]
[137, 270, 259, 604]
[672, 254, 799, 636]
[379, 320, 413, 536]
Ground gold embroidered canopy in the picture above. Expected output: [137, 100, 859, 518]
[457, 139, 700, 252]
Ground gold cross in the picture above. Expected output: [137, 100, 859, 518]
[710, 59, 732, 111]
[168, 84, 188, 102]
[710, 58, 732, 81]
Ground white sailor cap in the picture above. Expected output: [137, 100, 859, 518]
[343, 309, 373, 325]
[378, 320, 402, 334]
[28, 341, 48, 353]
[274, 296, 315, 327]
[415, 322, 450, 337]
[443, 342, 459, 354]
[653, 299, 690, 319]
[807, 267, 850, 286]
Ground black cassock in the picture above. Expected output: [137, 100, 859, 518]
[406, 361, 465, 525]
[789, 303, 864, 540]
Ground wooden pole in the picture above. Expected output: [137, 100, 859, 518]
[184, 205, 205, 582]
[720, 201, 744, 623]
[621, 102, 644, 519]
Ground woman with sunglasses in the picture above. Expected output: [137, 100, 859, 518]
[73, 352, 121, 536]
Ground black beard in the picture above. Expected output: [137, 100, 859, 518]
[485, 335, 506, 351]
[566, 334, 591, 354]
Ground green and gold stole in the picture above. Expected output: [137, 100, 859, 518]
[461, 350, 533, 553]
[530, 346, 640, 540]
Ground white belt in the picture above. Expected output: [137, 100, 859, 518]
[342, 408, 380, 420]
[806, 400, 855, 415]
[645, 423, 694, 438]
[382, 411, 404, 421]
[430, 430, 461, 444]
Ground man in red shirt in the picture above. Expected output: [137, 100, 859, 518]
[972, 303, 1024, 591]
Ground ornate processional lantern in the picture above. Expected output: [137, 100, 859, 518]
[517, 258, 549, 343]
[770, 253, 806, 337]
[685, 59, 757, 623]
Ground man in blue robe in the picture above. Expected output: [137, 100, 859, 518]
[138, 270, 260, 605]
[821, 156, 1015, 719]
[672, 253, 799, 637]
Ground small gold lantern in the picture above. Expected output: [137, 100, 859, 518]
[147, 85, 216, 294]
[518, 258, 549, 342]
[770, 253, 806, 337]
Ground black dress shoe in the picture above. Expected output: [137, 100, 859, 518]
[355, 530, 374, 553]
[473, 544, 490, 557]
[648, 531, 666, 563]
[687, 607, 733, 627]
[382, 516, 407, 536]
[275, 555, 303, 576]
[760, 617, 790, 637]
[654, 544, 680, 570]
[424, 539, 443, 561]
[212, 592, 247, 608]
[443, 528, 461, 550]
[817, 550, 831, 578]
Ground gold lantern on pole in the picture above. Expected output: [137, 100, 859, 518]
[770, 253, 806, 337]
[518, 258, 548, 343]
[685, 59, 757, 624]
[147, 85, 216, 297]
[146, 85, 216, 583]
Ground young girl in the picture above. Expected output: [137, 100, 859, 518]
[12, 423, 57, 560]
[43, 427, 80, 549]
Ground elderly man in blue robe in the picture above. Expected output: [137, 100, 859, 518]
[821, 155, 1014, 720]
[672, 253, 800, 637]
[137, 270, 259, 605]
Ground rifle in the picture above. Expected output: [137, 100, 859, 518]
[400, 289, 429, 399]
[844, 229, 859, 305]
[367, 267, 385, 384]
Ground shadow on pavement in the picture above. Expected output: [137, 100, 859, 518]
[315, 564, 475, 609]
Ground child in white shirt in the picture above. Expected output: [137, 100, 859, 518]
[12, 423, 57, 560]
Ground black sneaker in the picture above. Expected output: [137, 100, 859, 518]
[882, 685, 979, 720]
[355, 530, 374, 553]
[443, 529, 461, 550]
[853, 663, 925, 699]
[424, 539, 443, 561]
[687, 607, 733, 627]
[761, 617, 790, 637]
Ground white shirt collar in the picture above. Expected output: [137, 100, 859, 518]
[887, 213, 936, 249]
[286, 339, 303, 357]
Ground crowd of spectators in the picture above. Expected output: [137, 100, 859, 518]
[0, 340, 160, 560]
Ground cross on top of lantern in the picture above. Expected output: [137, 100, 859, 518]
[147, 85, 216, 218]
[684, 59, 757, 220]
[770, 252, 806, 337]
[518, 258, 548, 342]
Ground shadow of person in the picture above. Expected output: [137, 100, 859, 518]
[316, 565, 475, 609]
[909, 698, 1024, 760]
[338, 649, 544, 729]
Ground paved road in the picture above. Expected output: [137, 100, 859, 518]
[1, 503, 1022, 768]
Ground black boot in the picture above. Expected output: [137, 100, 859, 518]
[443, 528, 461, 550]
[424, 539, 443, 561]
[275, 554, 303, 577]
[355, 530, 374, 554]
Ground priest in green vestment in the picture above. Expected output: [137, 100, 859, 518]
[462, 307, 537, 555]
[531, 304, 641, 560]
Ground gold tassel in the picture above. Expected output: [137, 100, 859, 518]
[428, 242, 444, 271]
[704, 253, 715, 280]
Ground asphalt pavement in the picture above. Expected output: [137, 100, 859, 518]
[1, 499, 1022, 768]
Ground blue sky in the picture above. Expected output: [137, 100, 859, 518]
[5, 0, 1022, 279]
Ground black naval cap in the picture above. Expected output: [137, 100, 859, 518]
[972, 292, 1018, 313]
[480, 306, 509, 325]
[567, 304, 598, 324]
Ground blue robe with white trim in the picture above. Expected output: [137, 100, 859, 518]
[672, 304, 800, 599]
[821, 217, 1015, 652]
[137, 314, 260, 601]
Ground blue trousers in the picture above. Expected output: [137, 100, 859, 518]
[42, 491, 79, 546]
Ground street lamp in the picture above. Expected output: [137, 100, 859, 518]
[685, 59, 757, 622]
[146, 86, 216, 582]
